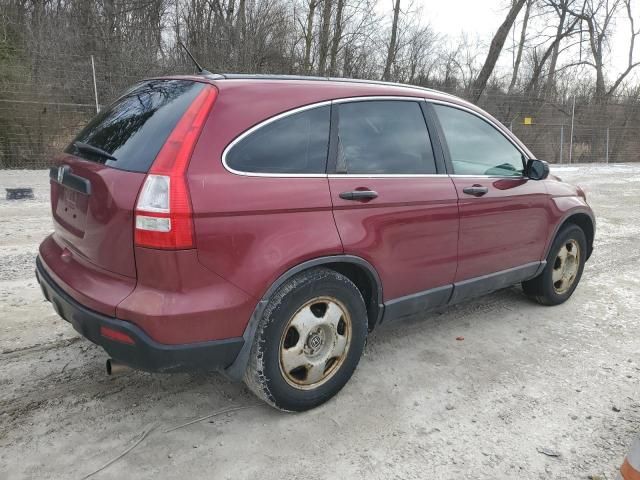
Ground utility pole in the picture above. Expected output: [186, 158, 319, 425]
[91, 55, 100, 113]
[606, 126, 609, 164]
[560, 124, 564, 164]
[569, 95, 576, 164]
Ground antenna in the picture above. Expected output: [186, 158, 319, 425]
[178, 41, 212, 75]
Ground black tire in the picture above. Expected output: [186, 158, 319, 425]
[522, 223, 587, 306]
[243, 268, 368, 412]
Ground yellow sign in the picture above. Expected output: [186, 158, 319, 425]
[523, 117, 533, 125]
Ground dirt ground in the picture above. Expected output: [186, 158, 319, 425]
[1, 164, 639, 479]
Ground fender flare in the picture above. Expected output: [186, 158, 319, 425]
[223, 255, 383, 381]
[544, 207, 596, 261]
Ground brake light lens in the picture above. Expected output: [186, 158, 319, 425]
[134, 85, 217, 249]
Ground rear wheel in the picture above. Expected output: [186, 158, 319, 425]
[244, 268, 368, 411]
[522, 224, 587, 305]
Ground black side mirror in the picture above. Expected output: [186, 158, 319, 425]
[526, 159, 549, 180]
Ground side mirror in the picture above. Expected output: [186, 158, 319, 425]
[526, 159, 549, 180]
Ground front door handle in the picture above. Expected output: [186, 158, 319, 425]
[339, 190, 378, 201]
[462, 185, 489, 197]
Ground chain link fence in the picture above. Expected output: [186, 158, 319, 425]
[0, 99, 96, 169]
[1, 52, 639, 169]
[506, 99, 640, 165]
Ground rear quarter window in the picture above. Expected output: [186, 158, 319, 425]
[66, 80, 205, 173]
[225, 105, 331, 174]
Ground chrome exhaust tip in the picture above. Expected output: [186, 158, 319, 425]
[106, 358, 131, 375]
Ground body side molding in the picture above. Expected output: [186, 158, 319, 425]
[382, 261, 546, 323]
[449, 261, 543, 305]
[383, 285, 453, 322]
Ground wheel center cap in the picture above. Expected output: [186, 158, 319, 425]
[307, 330, 325, 352]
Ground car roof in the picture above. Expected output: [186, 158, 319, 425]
[159, 73, 468, 105]
[213, 73, 454, 95]
[209, 73, 465, 102]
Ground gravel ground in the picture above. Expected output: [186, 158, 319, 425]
[1, 165, 639, 479]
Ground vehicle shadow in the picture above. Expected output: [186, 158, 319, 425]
[1, 284, 537, 442]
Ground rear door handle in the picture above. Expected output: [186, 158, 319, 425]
[462, 185, 489, 197]
[339, 190, 378, 201]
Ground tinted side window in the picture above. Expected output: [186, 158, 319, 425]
[337, 101, 436, 174]
[226, 106, 330, 174]
[433, 104, 524, 176]
[67, 80, 205, 173]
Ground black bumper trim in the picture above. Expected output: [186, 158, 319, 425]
[35, 257, 244, 373]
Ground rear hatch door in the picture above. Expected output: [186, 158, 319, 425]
[50, 79, 208, 278]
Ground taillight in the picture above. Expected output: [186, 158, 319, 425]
[134, 85, 217, 249]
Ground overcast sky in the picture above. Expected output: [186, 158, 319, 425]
[410, 0, 639, 82]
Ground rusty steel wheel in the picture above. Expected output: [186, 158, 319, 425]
[522, 224, 587, 306]
[552, 239, 581, 294]
[244, 267, 367, 411]
[279, 296, 352, 390]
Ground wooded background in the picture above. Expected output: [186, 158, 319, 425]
[1, 0, 639, 168]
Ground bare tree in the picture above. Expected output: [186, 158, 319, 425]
[382, 0, 401, 81]
[473, 0, 527, 101]
[446, 34, 483, 91]
[544, 0, 573, 93]
[317, 0, 333, 75]
[328, 0, 345, 75]
[523, 14, 579, 94]
[570, 0, 640, 98]
[403, 25, 439, 83]
[508, 0, 533, 92]
[301, 0, 319, 73]
[3, 0, 640, 169]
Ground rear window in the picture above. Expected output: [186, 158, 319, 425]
[225, 106, 330, 174]
[66, 80, 205, 173]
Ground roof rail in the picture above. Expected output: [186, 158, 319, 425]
[201, 73, 227, 80]
[210, 73, 458, 99]
[330, 77, 455, 98]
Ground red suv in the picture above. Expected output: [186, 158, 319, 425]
[36, 75, 595, 411]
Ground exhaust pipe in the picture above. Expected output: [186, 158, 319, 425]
[106, 358, 131, 375]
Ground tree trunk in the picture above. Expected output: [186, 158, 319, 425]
[237, 0, 246, 68]
[508, 0, 531, 93]
[303, 0, 317, 74]
[317, 0, 333, 75]
[473, 0, 527, 101]
[525, 41, 556, 93]
[227, 0, 235, 21]
[328, 0, 344, 76]
[342, 45, 353, 77]
[382, 0, 401, 81]
[594, 52, 606, 100]
[544, 2, 567, 95]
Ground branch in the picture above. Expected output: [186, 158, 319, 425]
[606, 0, 640, 96]
[554, 59, 597, 73]
[607, 61, 640, 96]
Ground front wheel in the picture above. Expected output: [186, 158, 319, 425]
[244, 268, 368, 411]
[522, 224, 587, 306]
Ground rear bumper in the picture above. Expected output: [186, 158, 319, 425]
[36, 257, 244, 373]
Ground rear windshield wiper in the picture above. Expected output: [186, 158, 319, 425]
[73, 141, 118, 161]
